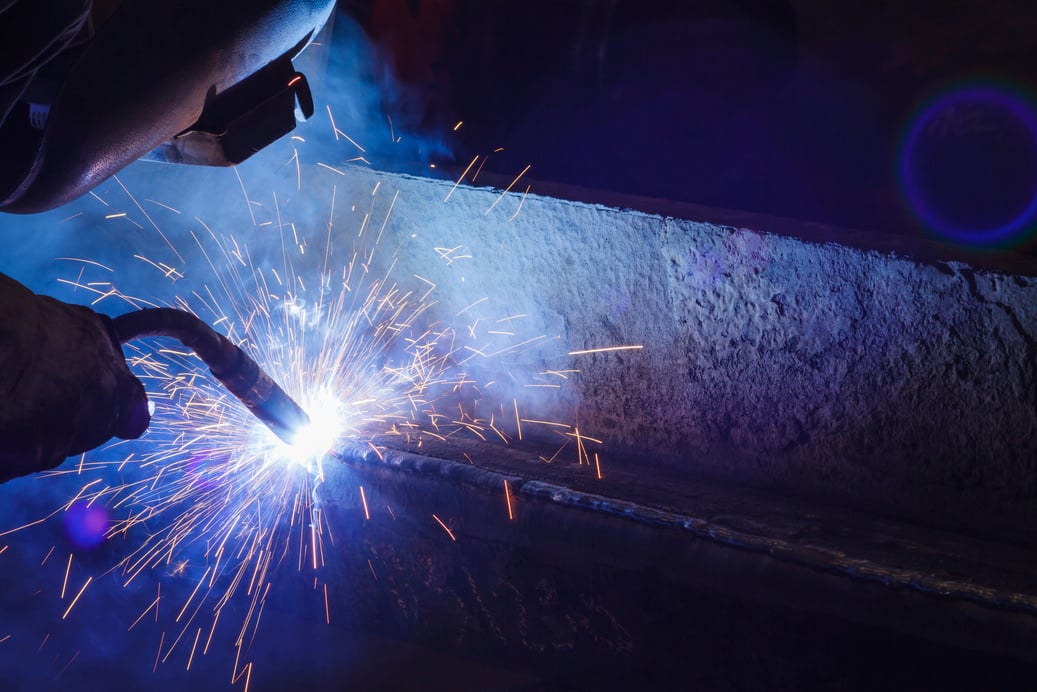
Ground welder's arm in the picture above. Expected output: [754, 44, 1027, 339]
[0, 273, 149, 484]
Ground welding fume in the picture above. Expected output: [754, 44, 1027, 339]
[0, 0, 336, 483]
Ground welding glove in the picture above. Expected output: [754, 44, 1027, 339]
[0, 272, 149, 484]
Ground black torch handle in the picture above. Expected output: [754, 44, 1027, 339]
[110, 308, 310, 443]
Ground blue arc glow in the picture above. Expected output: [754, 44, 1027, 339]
[269, 391, 345, 469]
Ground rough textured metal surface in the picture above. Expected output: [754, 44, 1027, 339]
[316, 168, 1037, 536]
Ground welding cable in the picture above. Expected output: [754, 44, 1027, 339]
[110, 308, 310, 443]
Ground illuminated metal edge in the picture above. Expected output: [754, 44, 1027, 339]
[329, 441, 1037, 620]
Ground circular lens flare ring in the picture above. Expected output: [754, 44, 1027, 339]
[900, 83, 1037, 247]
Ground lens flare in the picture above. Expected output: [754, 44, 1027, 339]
[63, 502, 109, 551]
[899, 82, 1037, 248]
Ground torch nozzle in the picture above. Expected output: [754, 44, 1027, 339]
[110, 308, 310, 444]
[211, 346, 312, 444]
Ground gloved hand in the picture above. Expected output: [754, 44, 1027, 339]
[0, 273, 149, 483]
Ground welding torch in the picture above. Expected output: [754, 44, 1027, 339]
[111, 308, 310, 444]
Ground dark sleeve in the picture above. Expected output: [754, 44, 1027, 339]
[0, 272, 53, 480]
[0, 272, 111, 481]
[0, 272, 151, 483]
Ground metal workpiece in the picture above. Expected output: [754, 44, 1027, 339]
[312, 437, 1037, 690]
[308, 168, 1037, 541]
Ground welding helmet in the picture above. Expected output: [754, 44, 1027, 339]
[0, 0, 335, 214]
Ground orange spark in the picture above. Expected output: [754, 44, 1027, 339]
[61, 554, 72, 599]
[508, 184, 532, 222]
[359, 486, 370, 520]
[317, 162, 346, 176]
[153, 632, 164, 673]
[568, 344, 645, 356]
[485, 164, 531, 216]
[62, 577, 92, 620]
[187, 628, 202, 670]
[432, 514, 456, 541]
[445, 154, 480, 202]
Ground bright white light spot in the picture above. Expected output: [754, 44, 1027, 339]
[270, 391, 343, 470]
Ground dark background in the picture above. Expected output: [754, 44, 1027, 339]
[341, 0, 1037, 253]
